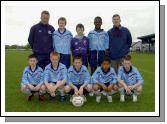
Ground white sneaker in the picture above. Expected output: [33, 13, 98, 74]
[120, 95, 125, 102]
[89, 92, 94, 96]
[96, 95, 101, 103]
[133, 95, 137, 102]
[107, 95, 112, 103]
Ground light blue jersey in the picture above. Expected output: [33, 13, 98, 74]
[67, 65, 90, 85]
[92, 67, 117, 84]
[52, 29, 73, 54]
[44, 63, 67, 82]
[21, 66, 44, 85]
[117, 66, 144, 85]
[88, 30, 109, 51]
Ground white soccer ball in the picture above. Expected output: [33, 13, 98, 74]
[71, 95, 86, 107]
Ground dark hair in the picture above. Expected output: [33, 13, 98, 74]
[102, 56, 111, 64]
[73, 55, 82, 62]
[28, 53, 38, 59]
[76, 24, 84, 30]
[94, 16, 102, 22]
[112, 14, 120, 19]
[58, 17, 67, 25]
[41, 10, 50, 16]
[123, 55, 131, 61]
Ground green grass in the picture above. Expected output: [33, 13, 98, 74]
[5, 50, 155, 112]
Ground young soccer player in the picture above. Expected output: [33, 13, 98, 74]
[71, 24, 89, 67]
[92, 57, 117, 103]
[88, 16, 109, 74]
[64, 55, 92, 101]
[21, 54, 44, 101]
[52, 17, 73, 69]
[40, 51, 67, 102]
[117, 55, 144, 102]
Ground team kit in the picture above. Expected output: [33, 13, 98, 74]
[21, 11, 144, 107]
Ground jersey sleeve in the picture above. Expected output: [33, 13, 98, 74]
[83, 68, 91, 84]
[110, 68, 117, 84]
[67, 70, 73, 84]
[39, 70, 44, 84]
[88, 33, 92, 49]
[135, 68, 144, 84]
[61, 66, 67, 81]
[44, 68, 50, 82]
[117, 67, 123, 81]
[91, 68, 99, 84]
[21, 68, 29, 84]
[104, 32, 109, 50]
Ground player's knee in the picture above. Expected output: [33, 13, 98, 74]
[21, 85, 27, 92]
[107, 84, 113, 91]
[40, 85, 46, 91]
[86, 84, 92, 92]
[64, 85, 70, 93]
[117, 82, 123, 88]
[136, 85, 143, 92]
[112, 84, 118, 91]
[93, 84, 99, 91]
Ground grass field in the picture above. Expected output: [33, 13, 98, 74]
[5, 50, 155, 112]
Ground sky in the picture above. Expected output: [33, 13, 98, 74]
[5, 3, 155, 45]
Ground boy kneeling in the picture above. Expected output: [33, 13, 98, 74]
[64, 55, 92, 101]
[40, 51, 67, 102]
[21, 54, 45, 101]
[92, 57, 117, 103]
[117, 55, 144, 102]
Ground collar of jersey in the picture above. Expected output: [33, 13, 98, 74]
[58, 28, 66, 35]
[51, 63, 60, 71]
[29, 66, 38, 73]
[123, 66, 132, 74]
[73, 65, 82, 73]
[101, 67, 110, 74]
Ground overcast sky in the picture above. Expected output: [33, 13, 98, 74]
[5, 3, 155, 45]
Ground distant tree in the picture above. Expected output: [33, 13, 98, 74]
[24, 43, 31, 50]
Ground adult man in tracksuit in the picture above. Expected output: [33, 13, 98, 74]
[28, 10, 55, 69]
[108, 14, 132, 73]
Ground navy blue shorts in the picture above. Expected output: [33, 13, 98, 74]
[69, 84, 88, 95]
[89, 50, 105, 68]
[60, 53, 71, 69]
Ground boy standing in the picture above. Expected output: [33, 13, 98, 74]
[71, 24, 89, 67]
[88, 16, 109, 74]
[52, 17, 73, 69]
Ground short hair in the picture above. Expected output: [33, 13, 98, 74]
[58, 17, 67, 25]
[123, 55, 132, 61]
[50, 51, 60, 58]
[102, 56, 111, 64]
[28, 53, 38, 60]
[94, 16, 102, 22]
[112, 14, 120, 19]
[41, 10, 50, 16]
[76, 24, 84, 30]
[73, 55, 82, 62]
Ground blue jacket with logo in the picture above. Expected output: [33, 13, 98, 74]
[28, 22, 55, 55]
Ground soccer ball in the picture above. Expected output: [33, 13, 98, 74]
[71, 95, 86, 107]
